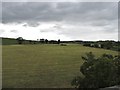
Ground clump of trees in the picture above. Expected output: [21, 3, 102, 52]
[58, 39, 60, 44]
[16, 37, 24, 44]
[71, 52, 120, 89]
[83, 41, 120, 51]
[16, 37, 61, 45]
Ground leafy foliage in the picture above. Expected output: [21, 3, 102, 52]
[71, 52, 120, 89]
[17, 37, 24, 44]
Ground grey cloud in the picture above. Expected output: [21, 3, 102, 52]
[40, 29, 55, 33]
[53, 24, 63, 29]
[23, 22, 40, 27]
[40, 24, 62, 33]
[2, 2, 52, 23]
[40, 29, 51, 32]
[23, 24, 27, 27]
[0, 2, 2, 22]
[2, 2, 117, 24]
[10, 30, 18, 33]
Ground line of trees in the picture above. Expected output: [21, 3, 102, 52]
[16, 37, 120, 51]
[16, 37, 61, 44]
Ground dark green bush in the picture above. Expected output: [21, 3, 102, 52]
[71, 52, 120, 89]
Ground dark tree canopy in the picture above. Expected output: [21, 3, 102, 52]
[16, 37, 24, 44]
[58, 39, 60, 44]
[71, 52, 120, 89]
[45, 39, 48, 44]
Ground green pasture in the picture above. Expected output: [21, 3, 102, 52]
[2, 44, 118, 88]
[2, 38, 18, 45]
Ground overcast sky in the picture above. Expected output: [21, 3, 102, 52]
[0, 1, 118, 41]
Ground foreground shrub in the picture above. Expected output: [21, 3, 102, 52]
[71, 52, 120, 89]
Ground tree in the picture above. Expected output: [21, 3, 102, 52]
[45, 39, 48, 44]
[102, 41, 113, 49]
[58, 39, 60, 44]
[71, 52, 120, 89]
[16, 37, 24, 44]
[29, 40, 32, 44]
[40, 39, 45, 43]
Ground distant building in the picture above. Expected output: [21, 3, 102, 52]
[90, 43, 102, 48]
[90, 43, 94, 47]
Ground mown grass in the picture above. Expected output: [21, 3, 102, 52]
[2, 38, 18, 45]
[2, 44, 118, 88]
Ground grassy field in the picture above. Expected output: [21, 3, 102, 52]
[2, 38, 18, 45]
[2, 44, 118, 88]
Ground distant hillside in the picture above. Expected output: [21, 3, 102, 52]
[1, 37, 18, 45]
[1, 37, 119, 52]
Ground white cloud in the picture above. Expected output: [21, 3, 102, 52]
[0, 23, 72, 40]
[0, 21, 118, 41]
